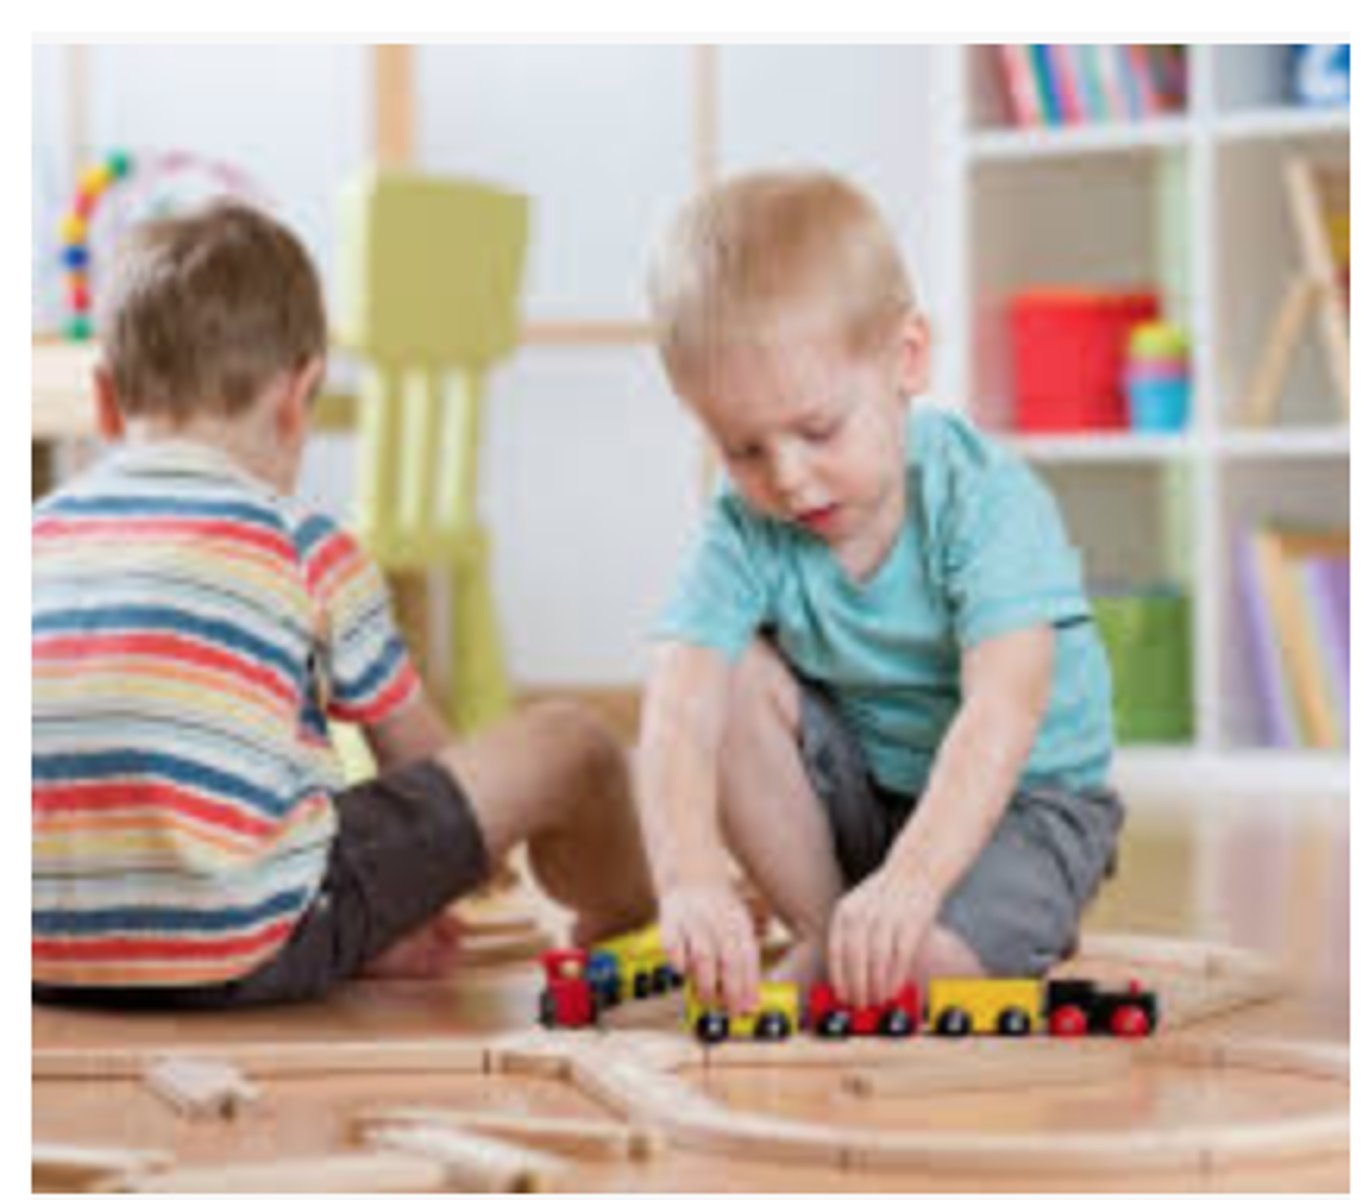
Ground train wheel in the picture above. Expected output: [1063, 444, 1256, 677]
[997, 1006, 1033, 1037]
[695, 1012, 730, 1044]
[936, 1007, 972, 1037]
[632, 972, 652, 1000]
[1110, 1005, 1152, 1038]
[755, 1011, 792, 1041]
[1049, 1004, 1089, 1037]
[652, 964, 679, 993]
[538, 991, 558, 1029]
[880, 1007, 916, 1038]
[817, 1010, 853, 1039]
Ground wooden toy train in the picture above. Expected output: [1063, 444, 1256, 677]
[537, 929, 1158, 1042]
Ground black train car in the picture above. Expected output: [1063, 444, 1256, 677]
[1044, 978, 1159, 1038]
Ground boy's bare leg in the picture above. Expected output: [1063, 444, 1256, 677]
[716, 641, 846, 987]
[363, 907, 466, 978]
[436, 700, 656, 946]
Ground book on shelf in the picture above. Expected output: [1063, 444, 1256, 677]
[1238, 524, 1349, 750]
[994, 44, 1188, 129]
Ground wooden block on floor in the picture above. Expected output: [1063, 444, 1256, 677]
[143, 1055, 260, 1120]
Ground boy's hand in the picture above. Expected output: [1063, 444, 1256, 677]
[828, 864, 940, 1009]
[660, 880, 760, 1014]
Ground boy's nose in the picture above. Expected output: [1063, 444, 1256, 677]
[769, 442, 811, 501]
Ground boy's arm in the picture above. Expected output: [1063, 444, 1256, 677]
[639, 641, 760, 1012]
[829, 623, 1054, 1006]
[363, 686, 452, 772]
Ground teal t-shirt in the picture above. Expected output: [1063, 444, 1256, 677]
[655, 406, 1114, 794]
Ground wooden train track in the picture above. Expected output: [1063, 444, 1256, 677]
[34, 934, 1346, 1190]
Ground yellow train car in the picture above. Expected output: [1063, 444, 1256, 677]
[586, 923, 681, 1005]
[685, 981, 800, 1044]
[926, 978, 1041, 1036]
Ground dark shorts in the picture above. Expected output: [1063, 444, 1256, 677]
[32, 759, 490, 1010]
[798, 681, 1123, 978]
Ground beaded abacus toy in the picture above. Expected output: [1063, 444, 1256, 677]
[57, 150, 266, 341]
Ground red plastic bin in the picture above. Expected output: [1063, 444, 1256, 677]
[1009, 289, 1159, 432]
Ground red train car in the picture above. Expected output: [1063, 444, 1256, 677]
[806, 981, 920, 1038]
[1045, 978, 1157, 1038]
[537, 947, 599, 1029]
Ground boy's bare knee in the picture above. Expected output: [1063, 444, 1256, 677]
[910, 924, 986, 986]
[519, 699, 624, 782]
[727, 640, 801, 737]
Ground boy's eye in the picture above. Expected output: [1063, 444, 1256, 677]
[724, 443, 763, 464]
[804, 418, 841, 442]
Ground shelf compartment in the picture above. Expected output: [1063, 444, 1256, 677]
[1035, 459, 1193, 592]
[969, 149, 1192, 434]
[1213, 129, 1350, 431]
[1216, 457, 1349, 752]
[1212, 43, 1348, 116]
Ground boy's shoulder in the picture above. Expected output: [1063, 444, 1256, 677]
[908, 404, 1007, 474]
[907, 404, 1029, 510]
[33, 439, 355, 571]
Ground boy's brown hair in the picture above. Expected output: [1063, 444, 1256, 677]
[97, 201, 327, 420]
[648, 169, 916, 387]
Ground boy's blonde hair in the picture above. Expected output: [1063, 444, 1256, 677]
[648, 170, 915, 386]
[97, 201, 327, 421]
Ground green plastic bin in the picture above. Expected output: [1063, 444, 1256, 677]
[1092, 587, 1194, 743]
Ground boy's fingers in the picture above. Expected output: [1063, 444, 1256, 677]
[891, 920, 920, 997]
[661, 922, 687, 974]
[837, 910, 868, 1007]
[852, 933, 873, 1009]
[723, 920, 759, 1014]
[868, 916, 898, 1006]
[690, 925, 722, 1005]
[828, 913, 850, 1004]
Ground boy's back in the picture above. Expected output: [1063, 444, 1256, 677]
[32, 439, 417, 987]
[33, 199, 657, 1008]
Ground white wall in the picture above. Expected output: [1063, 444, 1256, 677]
[32, 44, 71, 330]
[83, 43, 369, 300]
[32, 42, 944, 688]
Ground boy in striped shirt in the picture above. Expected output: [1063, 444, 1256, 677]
[33, 202, 653, 1006]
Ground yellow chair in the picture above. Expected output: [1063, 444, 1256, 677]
[335, 170, 530, 735]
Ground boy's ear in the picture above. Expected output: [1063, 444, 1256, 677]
[275, 356, 325, 442]
[93, 364, 126, 441]
[894, 310, 932, 398]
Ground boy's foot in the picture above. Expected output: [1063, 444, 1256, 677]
[362, 910, 466, 980]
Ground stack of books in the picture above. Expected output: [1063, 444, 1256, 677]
[995, 45, 1188, 128]
[1238, 525, 1350, 749]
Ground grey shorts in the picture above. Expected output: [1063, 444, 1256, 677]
[32, 759, 491, 1010]
[799, 682, 1123, 978]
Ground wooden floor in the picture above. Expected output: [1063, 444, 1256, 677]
[33, 786, 1349, 1192]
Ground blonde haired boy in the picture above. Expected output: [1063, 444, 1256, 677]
[642, 171, 1119, 1013]
[33, 202, 653, 1006]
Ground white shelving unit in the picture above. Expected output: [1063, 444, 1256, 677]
[938, 45, 1349, 796]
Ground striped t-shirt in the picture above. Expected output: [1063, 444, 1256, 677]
[32, 440, 420, 987]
